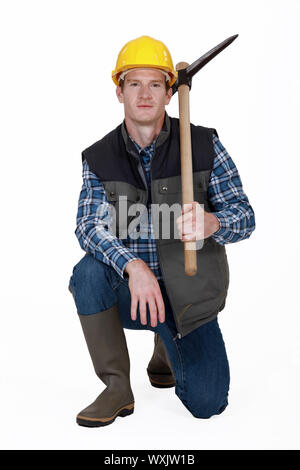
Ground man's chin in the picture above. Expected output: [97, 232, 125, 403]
[133, 115, 157, 125]
[136, 107, 154, 116]
[125, 108, 165, 126]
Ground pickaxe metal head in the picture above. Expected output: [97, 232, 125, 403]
[171, 34, 238, 95]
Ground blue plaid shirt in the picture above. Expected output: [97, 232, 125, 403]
[75, 130, 255, 280]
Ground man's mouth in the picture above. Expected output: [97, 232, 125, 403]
[137, 105, 153, 108]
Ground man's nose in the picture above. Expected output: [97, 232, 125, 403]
[138, 85, 152, 98]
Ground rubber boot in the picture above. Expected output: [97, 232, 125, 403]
[147, 333, 176, 388]
[76, 304, 135, 427]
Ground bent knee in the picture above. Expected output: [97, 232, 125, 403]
[188, 398, 228, 419]
[176, 389, 228, 419]
[72, 254, 108, 290]
[69, 255, 117, 314]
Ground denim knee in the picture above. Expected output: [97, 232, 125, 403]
[175, 388, 228, 419]
[174, 362, 229, 419]
[69, 254, 118, 315]
[183, 395, 228, 419]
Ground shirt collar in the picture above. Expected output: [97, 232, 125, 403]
[121, 111, 170, 159]
[130, 136, 157, 155]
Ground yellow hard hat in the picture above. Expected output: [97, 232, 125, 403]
[112, 35, 177, 87]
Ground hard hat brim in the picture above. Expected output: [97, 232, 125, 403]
[112, 64, 177, 87]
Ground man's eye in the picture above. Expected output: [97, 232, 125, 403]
[129, 83, 161, 87]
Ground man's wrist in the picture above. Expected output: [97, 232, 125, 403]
[206, 213, 220, 236]
[124, 258, 145, 276]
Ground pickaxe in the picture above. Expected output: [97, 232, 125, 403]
[172, 34, 239, 276]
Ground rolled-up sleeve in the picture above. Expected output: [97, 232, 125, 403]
[209, 134, 256, 245]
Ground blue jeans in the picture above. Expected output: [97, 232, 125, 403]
[68, 253, 230, 419]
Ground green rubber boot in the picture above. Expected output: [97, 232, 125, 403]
[76, 304, 135, 427]
[147, 333, 176, 388]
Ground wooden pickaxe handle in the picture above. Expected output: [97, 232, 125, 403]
[173, 36, 239, 275]
[176, 61, 197, 277]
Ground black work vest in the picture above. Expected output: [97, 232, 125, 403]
[82, 114, 229, 338]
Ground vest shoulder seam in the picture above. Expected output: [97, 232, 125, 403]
[82, 123, 122, 157]
[169, 116, 218, 137]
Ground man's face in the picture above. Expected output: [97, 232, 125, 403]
[116, 68, 172, 124]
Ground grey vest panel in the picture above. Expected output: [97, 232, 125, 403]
[102, 181, 147, 240]
[152, 172, 229, 337]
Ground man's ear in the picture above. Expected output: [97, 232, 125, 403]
[116, 86, 124, 103]
[165, 87, 173, 105]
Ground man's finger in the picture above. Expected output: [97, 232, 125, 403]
[156, 295, 165, 323]
[182, 233, 196, 241]
[182, 203, 193, 214]
[181, 219, 194, 234]
[177, 214, 193, 233]
[148, 298, 158, 327]
[131, 296, 138, 321]
[139, 298, 147, 325]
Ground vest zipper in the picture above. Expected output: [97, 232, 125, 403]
[133, 145, 183, 339]
[148, 154, 183, 339]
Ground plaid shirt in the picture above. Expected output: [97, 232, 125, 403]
[75, 127, 255, 280]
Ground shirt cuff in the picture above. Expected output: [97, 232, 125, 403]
[211, 212, 232, 244]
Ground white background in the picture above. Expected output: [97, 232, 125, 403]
[0, 0, 299, 450]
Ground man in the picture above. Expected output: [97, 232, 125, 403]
[68, 35, 255, 427]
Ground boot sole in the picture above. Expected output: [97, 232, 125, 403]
[147, 370, 176, 388]
[76, 402, 134, 428]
